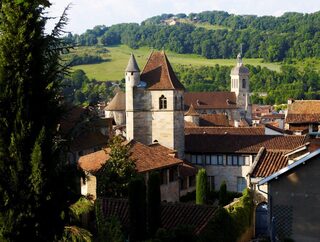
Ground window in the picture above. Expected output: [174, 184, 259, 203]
[180, 97, 183, 110]
[159, 95, 167, 109]
[169, 167, 178, 182]
[227, 155, 248, 166]
[206, 155, 223, 165]
[242, 79, 246, 89]
[237, 177, 247, 192]
[207, 176, 215, 191]
[191, 154, 202, 165]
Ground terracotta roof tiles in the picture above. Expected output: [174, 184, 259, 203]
[199, 114, 230, 127]
[78, 140, 183, 173]
[100, 198, 217, 235]
[185, 127, 264, 135]
[185, 134, 307, 154]
[286, 100, 320, 123]
[251, 150, 288, 178]
[184, 92, 237, 110]
[141, 51, 184, 90]
[185, 104, 199, 116]
[105, 91, 125, 111]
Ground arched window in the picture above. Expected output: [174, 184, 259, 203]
[242, 79, 246, 89]
[159, 95, 167, 109]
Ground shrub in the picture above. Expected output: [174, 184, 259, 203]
[196, 168, 207, 204]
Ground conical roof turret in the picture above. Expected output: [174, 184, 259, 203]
[125, 53, 140, 72]
[185, 104, 199, 116]
[231, 53, 249, 75]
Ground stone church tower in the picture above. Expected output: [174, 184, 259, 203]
[230, 53, 251, 119]
[125, 51, 185, 158]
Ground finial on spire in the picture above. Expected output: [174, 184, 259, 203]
[237, 53, 242, 66]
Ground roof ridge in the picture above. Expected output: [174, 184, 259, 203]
[162, 52, 175, 89]
[141, 50, 154, 74]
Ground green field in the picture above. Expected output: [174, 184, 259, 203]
[70, 45, 281, 81]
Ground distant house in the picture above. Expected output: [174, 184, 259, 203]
[185, 127, 307, 192]
[258, 149, 320, 241]
[285, 100, 320, 135]
[78, 140, 196, 201]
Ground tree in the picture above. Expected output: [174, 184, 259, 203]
[0, 1, 77, 240]
[147, 171, 161, 237]
[196, 168, 207, 205]
[219, 181, 228, 206]
[128, 176, 147, 242]
[96, 136, 136, 198]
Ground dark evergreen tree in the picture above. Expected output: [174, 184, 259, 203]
[147, 171, 161, 237]
[128, 176, 146, 242]
[219, 181, 228, 206]
[196, 168, 207, 205]
[0, 1, 76, 240]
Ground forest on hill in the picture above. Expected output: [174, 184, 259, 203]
[64, 10, 320, 62]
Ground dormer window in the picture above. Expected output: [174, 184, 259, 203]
[159, 95, 167, 109]
[242, 79, 246, 88]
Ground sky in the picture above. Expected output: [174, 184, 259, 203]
[46, 0, 320, 34]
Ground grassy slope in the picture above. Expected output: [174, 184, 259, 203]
[70, 45, 281, 81]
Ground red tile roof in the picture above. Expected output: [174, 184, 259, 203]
[59, 105, 88, 135]
[184, 92, 237, 110]
[261, 114, 285, 119]
[141, 51, 184, 90]
[251, 149, 288, 178]
[100, 198, 217, 235]
[286, 100, 320, 123]
[78, 140, 183, 173]
[199, 114, 230, 127]
[185, 134, 307, 154]
[185, 127, 265, 135]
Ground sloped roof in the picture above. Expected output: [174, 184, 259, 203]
[100, 198, 217, 235]
[125, 54, 140, 72]
[184, 92, 237, 110]
[105, 91, 125, 111]
[185, 104, 199, 116]
[185, 127, 264, 135]
[141, 51, 184, 90]
[199, 114, 230, 127]
[185, 134, 307, 154]
[286, 100, 320, 123]
[78, 140, 183, 173]
[231, 53, 249, 75]
[251, 149, 288, 178]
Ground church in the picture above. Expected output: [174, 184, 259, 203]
[106, 51, 252, 157]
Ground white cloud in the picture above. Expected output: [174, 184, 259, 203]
[46, 0, 320, 34]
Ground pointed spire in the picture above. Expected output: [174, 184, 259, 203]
[125, 53, 140, 72]
[237, 53, 243, 66]
[185, 104, 199, 116]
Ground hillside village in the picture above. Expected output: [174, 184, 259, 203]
[63, 50, 320, 241]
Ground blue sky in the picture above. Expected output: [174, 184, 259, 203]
[46, 0, 320, 34]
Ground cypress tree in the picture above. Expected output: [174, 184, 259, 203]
[128, 176, 146, 242]
[196, 168, 207, 205]
[147, 171, 161, 237]
[0, 1, 75, 240]
[219, 181, 228, 206]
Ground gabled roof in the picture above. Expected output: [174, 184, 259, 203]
[78, 140, 183, 173]
[184, 92, 237, 110]
[141, 51, 184, 90]
[105, 91, 125, 111]
[258, 149, 320, 185]
[250, 149, 288, 178]
[185, 127, 264, 135]
[185, 134, 307, 154]
[185, 104, 199, 116]
[100, 198, 217, 235]
[125, 54, 140, 72]
[286, 100, 320, 123]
